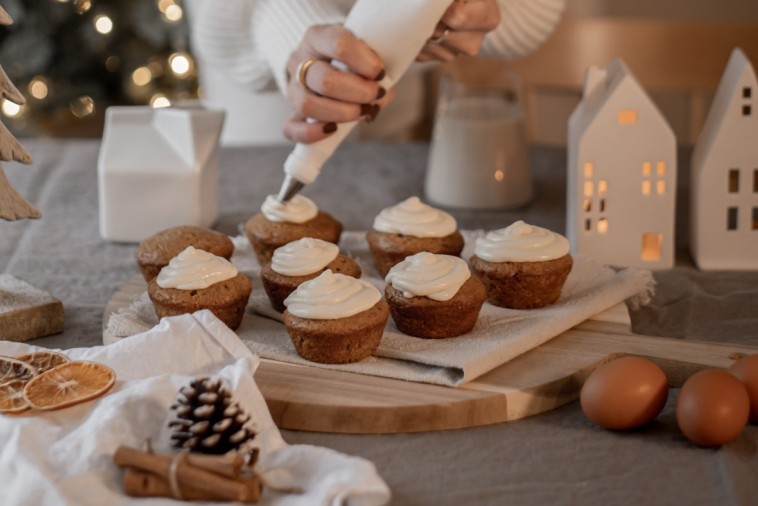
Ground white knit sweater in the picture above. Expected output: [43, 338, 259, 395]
[189, 0, 566, 93]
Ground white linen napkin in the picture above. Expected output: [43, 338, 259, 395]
[106, 232, 655, 387]
[1, 310, 390, 506]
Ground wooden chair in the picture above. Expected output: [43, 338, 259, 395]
[431, 17, 758, 145]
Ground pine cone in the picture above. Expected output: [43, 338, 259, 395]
[168, 377, 257, 455]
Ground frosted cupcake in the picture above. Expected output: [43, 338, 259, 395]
[261, 237, 361, 312]
[245, 195, 343, 266]
[283, 270, 389, 364]
[136, 226, 234, 282]
[147, 246, 252, 329]
[366, 197, 464, 277]
[385, 252, 486, 339]
[470, 221, 572, 309]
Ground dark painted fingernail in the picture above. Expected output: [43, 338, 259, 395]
[322, 122, 337, 134]
[376, 86, 386, 100]
[374, 69, 386, 81]
[360, 103, 373, 117]
[367, 104, 380, 123]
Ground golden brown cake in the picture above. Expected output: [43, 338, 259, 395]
[282, 270, 389, 364]
[384, 253, 486, 338]
[245, 195, 342, 266]
[470, 221, 573, 309]
[136, 226, 234, 282]
[147, 247, 252, 330]
[262, 241, 361, 312]
[367, 197, 463, 277]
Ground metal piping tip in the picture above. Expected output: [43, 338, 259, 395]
[277, 174, 305, 202]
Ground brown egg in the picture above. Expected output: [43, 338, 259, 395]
[580, 356, 668, 430]
[728, 354, 758, 423]
[676, 369, 750, 447]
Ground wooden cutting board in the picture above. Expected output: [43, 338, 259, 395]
[104, 277, 758, 434]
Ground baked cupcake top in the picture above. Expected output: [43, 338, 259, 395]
[156, 246, 238, 290]
[284, 270, 381, 319]
[385, 252, 471, 301]
[474, 221, 570, 263]
[373, 196, 456, 238]
[271, 238, 339, 277]
[261, 194, 318, 223]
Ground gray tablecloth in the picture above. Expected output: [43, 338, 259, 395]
[3, 139, 757, 505]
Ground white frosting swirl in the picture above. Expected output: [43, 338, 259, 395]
[156, 246, 238, 289]
[385, 252, 471, 301]
[261, 194, 318, 223]
[271, 238, 339, 276]
[372, 196, 457, 237]
[284, 270, 381, 319]
[474, 221, 570, 262]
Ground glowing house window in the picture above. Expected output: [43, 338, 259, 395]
[642, 180, 652, 195]
[584, 162, 594, 178]
[641, 233, 662, 261]
[729, 169, 740, 193]
[583, 199, 591, 212]
[618, 110, 637, 124]
[598, 180, 608, 195]
[727, 207, 738, 230]
[657, 162, 666, 177]
[597, 218, 609, 234]
[642, 162, 652, 177]
[584, 181, 594, 197]
[657, 180, 666, 195]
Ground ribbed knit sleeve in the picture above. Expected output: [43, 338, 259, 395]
[482, 0, 566, 60]
[189, 0, 350, 93]
[253, 0, 351, 93]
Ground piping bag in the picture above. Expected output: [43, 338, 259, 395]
[277, 0, 454, 202]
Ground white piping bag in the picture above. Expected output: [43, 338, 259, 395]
[277, 0, 454, 201]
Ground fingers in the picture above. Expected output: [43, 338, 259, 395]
[442, 0, 501, 33]
[304, 24, 385, 80]
[305, 60, 383, 104]
[282, 113, 338, 144]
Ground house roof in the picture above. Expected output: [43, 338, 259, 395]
[692, 48, 757, 172]
[99, 106, 224, 174]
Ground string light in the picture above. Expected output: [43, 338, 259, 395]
[164, 5, 183, 23]
[131, 67, 152, 86]
[74, 0, 92, 14]
[28, 77, 49, 100]
[70, 96, 95, 118]
[157, 0, 175, 13]
[94, 15, 113, 35]
[150, 94, 171, 108]
[2, 100, 22, 117]
[168, 52, 192, 77]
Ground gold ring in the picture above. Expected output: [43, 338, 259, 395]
[295, 57, 319, 89]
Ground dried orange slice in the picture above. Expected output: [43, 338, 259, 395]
[0, 380, 31, 414]
[0, 356, 37, 384]
[16, 351, 69, 374]
[23, 361, 116, 411]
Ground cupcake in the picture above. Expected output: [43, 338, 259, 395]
[385, 252, 486, 339]
[245, 194, 343, 266]
[470, 221, 572, 309]
[366, 196, 464, 277]
[136, 226, 234, 282]
[261, 237, 361, 312]
[147, 246, 252, 330]
[283, 270, 389, 364]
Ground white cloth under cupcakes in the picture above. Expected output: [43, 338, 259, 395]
[107, 232, 655, 387]
[2, 311, 390, 506]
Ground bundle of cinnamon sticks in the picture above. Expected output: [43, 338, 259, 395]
[114, 445, 262, 502]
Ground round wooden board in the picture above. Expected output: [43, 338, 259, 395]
[104, 276, 758, 434]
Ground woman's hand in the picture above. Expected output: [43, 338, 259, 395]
[283, 24, 394, 143]
[418, 0, 501, 62]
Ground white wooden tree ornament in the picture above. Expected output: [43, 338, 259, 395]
[0, 6, 64, 341]
[566, 58, 677, 270]
[690, 47, 758, 270]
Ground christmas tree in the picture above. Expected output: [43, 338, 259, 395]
[0, 0, 196, 138]
[0, 4, 38, 220]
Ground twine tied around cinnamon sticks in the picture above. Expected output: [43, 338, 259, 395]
[114, 443, 263, 502]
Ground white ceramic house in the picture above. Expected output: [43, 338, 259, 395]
[567, 58, 677, 269]
[690, 48, 758, 270]
[98, 106, 225, 242]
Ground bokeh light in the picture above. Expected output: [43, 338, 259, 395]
[131, 67, 152, 86]
[94, 15, 113, 35]
[150, 94, 171, 108]
[2, 100, 22, 117]
[70, 96, 95, 118]
[169, 52, 192, 77]
[28, 77, 50, 100]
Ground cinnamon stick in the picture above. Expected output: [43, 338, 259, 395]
[185, 453, 244, 479]
[114, 445, 257, 502]
[123, 468, 262, 502]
